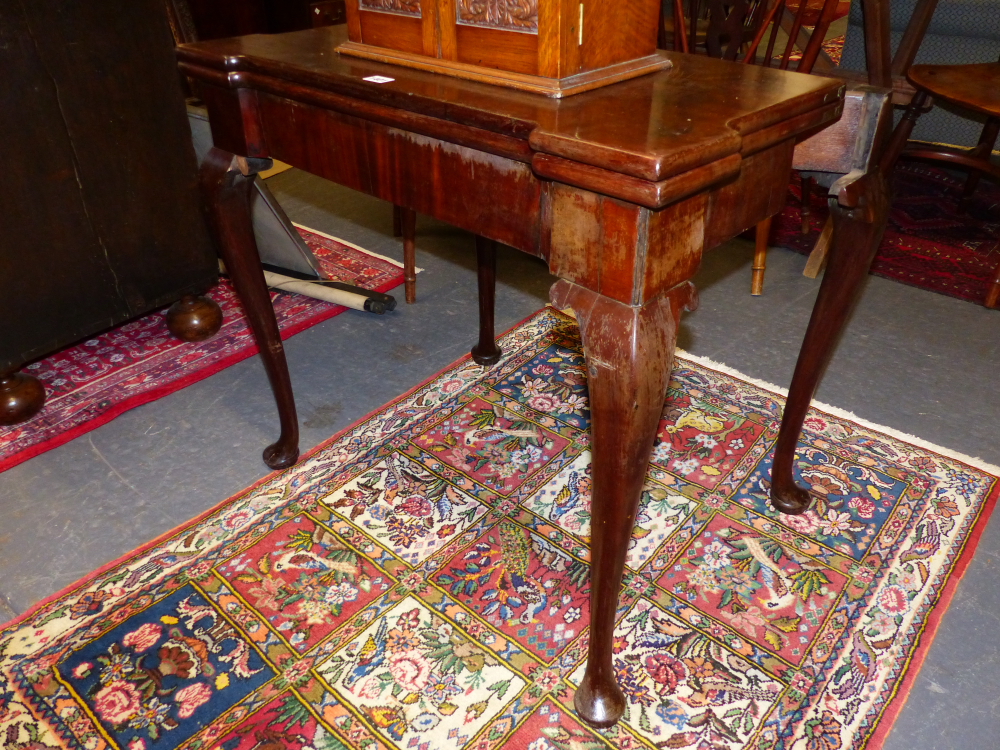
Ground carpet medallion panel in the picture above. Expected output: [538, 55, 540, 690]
[0, 227, 404, 473]
[2, 308, 997, 750]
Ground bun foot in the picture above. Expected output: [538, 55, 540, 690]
[263, 439, 299, 470]
[770, 478, 812, 515]
[471, 343, 501, 366]
[574, 669, 626, 728]
[167, 294, 223, 342]
[0, 372, 46, 425]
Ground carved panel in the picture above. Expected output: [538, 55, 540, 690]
[360, 0, 421, 18]
[457, 0, 538, 32]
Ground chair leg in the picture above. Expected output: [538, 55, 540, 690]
[880, 90, 930, 173]
[401, 207, 417, 303]
[958, 116, 1000, 212]
[803, 215, 834, 278]
[471, 235, 502, 366]
[751, 216, 772, 295]
[800, 175, 814, 234]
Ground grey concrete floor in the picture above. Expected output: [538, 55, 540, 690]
[1, 169, 998, 749]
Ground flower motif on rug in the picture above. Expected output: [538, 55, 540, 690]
[527, 451, 700, 570]
[525, 452, 595, 537]
[55, 587, 274, 748]
[652, 385, 770, 495]
[569, 599, 785, 749]
[412, 394, 575, 496]
[315, 597, 526, 748]
[3, 309, 998, 750]
[327, 451, 492, 565]
[735, 442, 918, 561]
[494, 343, 591, 429]
[216, 514, 394, 653]
[658, 515, 849, 665]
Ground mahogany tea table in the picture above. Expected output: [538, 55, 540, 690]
[178, 26, 844, 726]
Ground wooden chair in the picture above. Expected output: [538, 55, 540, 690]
[667, 0, 845, 294]
[795, 0, 955, 280]
[881, 58, 1000, 306]
[823, 0, 941, 103]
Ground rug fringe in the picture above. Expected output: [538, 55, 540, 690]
[292, 222, 423, 273]
[675, 348, 1000, 476]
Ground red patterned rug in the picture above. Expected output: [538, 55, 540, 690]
[2, 307, 998, 750]
[772, 163, 1000, 306]
[0, 226, 404, 473]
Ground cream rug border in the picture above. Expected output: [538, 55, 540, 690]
[551, 300, 997, 475]
[674, 347, 1000, 477]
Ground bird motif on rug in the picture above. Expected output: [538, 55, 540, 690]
[462, 404, 540, 447]
[173, 596, 263, 680]
[499, 522, 548, 624]
[831, 631, 877, 700]
[550, 470, 586, 521]
[119, 552, 182, 589]
[664, 407, 727, 435]
[345, 618, 389, 687]
[900, 518, 941, 562]
[739, 535, 799, 611]
[272, 525, 356, 576]
[384, 454, 438, 502]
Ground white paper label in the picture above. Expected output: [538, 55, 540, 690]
[363, 75, 395, 84]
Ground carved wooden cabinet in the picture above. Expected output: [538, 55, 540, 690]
[338, 0, 670, 96]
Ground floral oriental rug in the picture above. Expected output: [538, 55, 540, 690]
[2, 307, 998, 750]
[772, 163, 1000, 307]
[0, 226, 404, 474]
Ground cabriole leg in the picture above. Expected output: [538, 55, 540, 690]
[200, 147, 300, 470]
[771, 171, 890, 514]
[551, 278, 697, 727]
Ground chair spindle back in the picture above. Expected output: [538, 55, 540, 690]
[672, 0, 842, 74]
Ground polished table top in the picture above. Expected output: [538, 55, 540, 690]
[178, 26, 843, 186]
